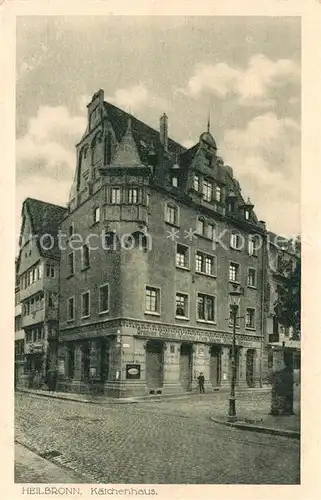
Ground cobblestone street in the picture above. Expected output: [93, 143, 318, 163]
[15, 391, 300, 484]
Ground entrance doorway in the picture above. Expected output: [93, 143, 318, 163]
[180, 343, 193, 391]
[210, 346, 221, 387]
[146, 340, 164, 389]
[246, 349, 255, 387]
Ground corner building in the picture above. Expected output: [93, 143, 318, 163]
[58, 89, 270, 397]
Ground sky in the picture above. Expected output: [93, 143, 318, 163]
[16, 16, 301, 243]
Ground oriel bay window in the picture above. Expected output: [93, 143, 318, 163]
[145, 286, 160, 314]
[111, 188, 121, 204]
[176, 244, 189, 268]
[197, 294, 215, 322]
[128, 188, 138, 204]
[175, 293, 188, 318]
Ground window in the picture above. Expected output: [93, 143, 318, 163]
[67, 253, 74, 276]
[230, 232, 242, 250]
[248, 268, 256, 287]
[81, 291, 90, 318]
[145, 287, 160, 314]
[195, 251, 215, 276]
[99, 284, 109, 313]
[128, 188, 138, 204]
[172, 176, 178, 188]
[229, 304, 240, 327]
[248, 235, 259, 256]
[165, 203, 178, 226]
[203, 180, 213, 202]
[176, 244, 189, 268]
[93, 206, 100, 223]
[69, 223, 74, 237]
[111, 188, 121, 204]
[245, 209, 250, 220]
[175, 293, 188, 318]
[215, 186, 222, 202]
[46, 264, 55, 278]
[196, 217, 205, 236]
[229, 262, 240, 282]
[48, 292, 57, 308]
[246, 308, 255, 329]
[170, 345, 175, 354]
[272, 316, 279, 334]
[207, 222, 216, 241]
[194, 174, 200, 192]
[67, 297, 75, 321]
[205, 256, 213, 275]
[228, 201, 235, 212]
[197, 294, 215, 322]
[82, 244, 90, 269]
[196, 252, 203, 273]
[37, 264, 43, 280]
[146, 193, 150, 207]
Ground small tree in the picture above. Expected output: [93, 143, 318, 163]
[274, 258, 301, 338]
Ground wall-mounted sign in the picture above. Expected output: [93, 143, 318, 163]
[126, 364, 141, 379]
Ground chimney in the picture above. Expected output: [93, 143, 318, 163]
[159, 113, 168, 150]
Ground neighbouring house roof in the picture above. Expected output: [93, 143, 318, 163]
[22, 198, 67, 259]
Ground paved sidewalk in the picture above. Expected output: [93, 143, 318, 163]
[211, 411, 300, 439]
[17, 386, 271, 405]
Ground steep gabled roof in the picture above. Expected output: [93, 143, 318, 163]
[104, 101, 186, 160]
[22, 198, 67, 259]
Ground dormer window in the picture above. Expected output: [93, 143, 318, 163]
[228, 201, 235, 212]
[203, 180, 213, 202]
[244, 209, 250, 220]
[172, 176, 179, 188]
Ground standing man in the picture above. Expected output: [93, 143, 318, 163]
[198, 372, 205, 394]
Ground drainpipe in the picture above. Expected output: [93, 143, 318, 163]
[259, 229, 267, 387]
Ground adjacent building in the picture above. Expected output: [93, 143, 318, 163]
[56, 89, 271, 397]
[15, 258, 24, 387]
[17, 198, 66, 387]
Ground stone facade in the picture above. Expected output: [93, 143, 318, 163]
[57, 90, 272, 397]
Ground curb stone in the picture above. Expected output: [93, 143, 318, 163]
[210, 416, 300, 440]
